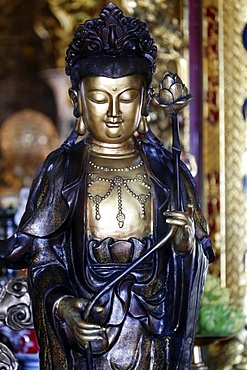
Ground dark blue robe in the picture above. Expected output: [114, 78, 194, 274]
[0, 129, 213, 369]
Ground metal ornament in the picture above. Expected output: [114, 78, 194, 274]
[152, 71, 194, 210]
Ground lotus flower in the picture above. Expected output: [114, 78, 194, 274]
[152, 71, 193, 114]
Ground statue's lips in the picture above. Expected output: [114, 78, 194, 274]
[104, 120, 123, 128]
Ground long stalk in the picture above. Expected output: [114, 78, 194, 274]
[171, 112, 182, 211]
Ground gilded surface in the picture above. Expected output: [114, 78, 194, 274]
[203, 0, 247, 368]
[202, 0, 221, 277]
[221, 3, 247, 367]
[34, 0, 107, 68]
[221, 0, 247, 307]
[124, 0, 190, 152]
[0, 109, 59, 194]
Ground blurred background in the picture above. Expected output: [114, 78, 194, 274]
[0, 0, 247, 368]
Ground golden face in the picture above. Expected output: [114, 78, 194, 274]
[80, 75, 145, 143]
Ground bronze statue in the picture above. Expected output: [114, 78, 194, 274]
[0, 3, 214, 369]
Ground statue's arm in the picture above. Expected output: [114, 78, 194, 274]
[164, 204, 196, 256]
[164, 167, 214, 261]
[54, 296, 105, 350]
[28, 236, 104, 353]
[172, 159, 214, 262]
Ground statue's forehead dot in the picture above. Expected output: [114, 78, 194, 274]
[112, 86, 117, 91]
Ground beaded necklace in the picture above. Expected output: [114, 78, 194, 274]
[87, 160, 151, 228]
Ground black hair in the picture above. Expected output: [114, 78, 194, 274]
[69, 55, 153, 90]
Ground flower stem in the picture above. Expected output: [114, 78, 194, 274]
[171, 112, 181, 211]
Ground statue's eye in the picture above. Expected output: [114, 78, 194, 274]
[12, 283, 23, 292]
[119, 90, 139, 103]
[88, 92, 108, 104]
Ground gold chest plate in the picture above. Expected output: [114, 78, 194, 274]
[87, 154, 152, 239]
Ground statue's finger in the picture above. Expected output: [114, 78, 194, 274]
[92, 305, 104, 313]
[186, 204, 194, 217]
[164, 211, 189, 221]
[76, 321, 103, 331]
[165, 218, 187, 226]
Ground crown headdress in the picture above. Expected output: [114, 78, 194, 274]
[65, 2, 157, 76]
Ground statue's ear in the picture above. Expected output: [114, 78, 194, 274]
[141, 87, 152, 117]
[69, 88, 82, 118]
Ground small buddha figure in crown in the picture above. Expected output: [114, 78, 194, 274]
[0, 3, 214, 369]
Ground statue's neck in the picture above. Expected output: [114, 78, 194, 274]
[86, 136, 138, 159]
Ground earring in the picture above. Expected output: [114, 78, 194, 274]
[137, 116, 148, 134]
[75, 116, 87, 135]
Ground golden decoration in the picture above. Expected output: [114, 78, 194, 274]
[152, 71, 193, 114]
[0, 109, 59, 193]
[34, 0, 105, 69]
[203, 0, 247, 368]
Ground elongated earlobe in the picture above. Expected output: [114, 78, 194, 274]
[75, 116, 87, 135]
[141, 87, 153, 117]
[137, 116, 148, 134]
[69, 87, 82, 118]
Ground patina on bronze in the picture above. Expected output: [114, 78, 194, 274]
[0, 3, 214, 369]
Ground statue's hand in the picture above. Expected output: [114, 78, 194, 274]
[164, 204, 195, 254]
[56, 296, 105, 348]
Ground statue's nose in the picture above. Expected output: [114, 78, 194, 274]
[106, 99, 122, 118]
